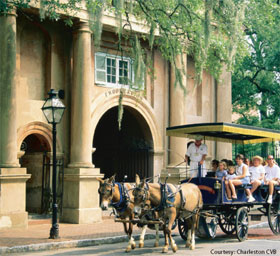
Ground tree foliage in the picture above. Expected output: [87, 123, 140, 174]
[1, 0, 247, 88]
[232, 0, 280, 157]
[232, 0, 280, 130]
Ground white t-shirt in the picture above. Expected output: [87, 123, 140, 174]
[265, 165, 280, 181]
[236, 163, 250, 177]
[186, 143, 208, 162]
[249, 165, 265, 181]
[226, 173, 237, 180]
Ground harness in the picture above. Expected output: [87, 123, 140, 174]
[154, 184, 176, 211]
[110, 182, 130, 213]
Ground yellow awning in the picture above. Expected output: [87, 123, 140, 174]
[166, 122, 280, 144]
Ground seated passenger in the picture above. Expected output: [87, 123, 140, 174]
[248, 156, 265, 202]
[244, 157, 250, 167]
[211, 159, 219, 172]
[227, 154, 251, 201]
[216, 161, 228, 180]
[226, 166, 236, 180]
[265, 155, 280, 204]
[225, 166, 237, 199]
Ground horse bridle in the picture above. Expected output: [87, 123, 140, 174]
[98, 181, 115, 196]
[132, 183, 150, 205]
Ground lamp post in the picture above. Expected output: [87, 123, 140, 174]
[42, 89, 65, 239]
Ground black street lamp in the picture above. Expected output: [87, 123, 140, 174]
[42, 89, 65, 239]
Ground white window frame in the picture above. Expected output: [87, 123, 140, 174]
[95, 52, 142, 89]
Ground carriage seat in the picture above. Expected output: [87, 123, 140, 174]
[236, 184, 252, 190]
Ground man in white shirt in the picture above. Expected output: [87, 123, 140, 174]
[185, 135, 207, 177]
[265, 155, 280, 204]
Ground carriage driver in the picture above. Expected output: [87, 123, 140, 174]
[185, 135, 208, 177]
[265, 155, 280, 204]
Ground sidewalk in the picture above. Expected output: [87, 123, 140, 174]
[0, 212, 278, 255]
[0, 213, 161, 254]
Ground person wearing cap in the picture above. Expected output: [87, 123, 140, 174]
[185, 135, 208, 177]
[265, 155, 280, 204]
[248, 155, 265, 202]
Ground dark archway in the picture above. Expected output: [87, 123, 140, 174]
[93, 106, 154, 182]
[20, 134, 51, 214]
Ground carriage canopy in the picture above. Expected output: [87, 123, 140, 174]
[166, 122, 280, 144]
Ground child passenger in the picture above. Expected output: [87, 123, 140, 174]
[216, 161, 228, 180]
[226, 166, 237, 180]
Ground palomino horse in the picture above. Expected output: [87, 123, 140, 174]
[133, 174, 203, 253]
[97, 175, 160, 252]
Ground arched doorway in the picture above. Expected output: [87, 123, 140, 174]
[93, 106, 154, 182]
[20, 134, 51, 214]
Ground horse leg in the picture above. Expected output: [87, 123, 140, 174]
[125, 221, 136, 252]
[154, 224, 159, 247]
[167, 214, 178, 253]
[189, 214, 197, 250]
[162, 224, 169, 253]
[139, 225, 147, 248]
[185, 218, 192, 248]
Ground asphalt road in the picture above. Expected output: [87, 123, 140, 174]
[15, 235, 280, 256]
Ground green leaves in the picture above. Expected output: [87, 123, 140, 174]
[232, 0, 280, 131]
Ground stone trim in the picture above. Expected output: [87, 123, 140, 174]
[17, 121, 62, 152]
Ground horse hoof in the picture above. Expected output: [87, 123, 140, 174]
[139, 242, 144, 248]
[172, 245, 178, 253]
[131, 242, 136, 250]
[125, 247, 131, 253]
[185, 242, 191, 248]
[162, 247, 168, 253]
[189, 244, 195, 250]
[154, 242, 159, 247]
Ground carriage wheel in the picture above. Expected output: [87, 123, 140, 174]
[235, 207, 249, 242]
[178, 219, 188, 241]
[267, 200, 280, 234]
[218, 213, 236, 235]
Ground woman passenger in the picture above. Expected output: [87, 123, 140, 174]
[228, 154, 251, 201]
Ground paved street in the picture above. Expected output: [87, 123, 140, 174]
[14, 236, 280, 256]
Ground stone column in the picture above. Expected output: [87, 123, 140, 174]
[68, 21, 93, 168]
[62, 21, 103, 224]
[216, 66, 232, 160]
[0, 10, 30, 230]
[0, 9, 19, 168]
[169, 54, 188, 165]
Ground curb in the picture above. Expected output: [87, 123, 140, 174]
[249, 221, 269, 229]
[0, 233, 165, 255]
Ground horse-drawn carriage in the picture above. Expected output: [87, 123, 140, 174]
[166, 122, 280, 242]
[98, 122, 280, 253]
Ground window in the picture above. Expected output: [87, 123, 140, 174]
[95, 53, 140, 89]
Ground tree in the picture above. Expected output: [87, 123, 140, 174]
[1, 0, 247, 88]
[232, 0, 280, 157]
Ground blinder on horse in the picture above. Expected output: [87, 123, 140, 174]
[132, 183, 150, 203]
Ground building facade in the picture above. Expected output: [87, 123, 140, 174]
[0, 6, 232, 229]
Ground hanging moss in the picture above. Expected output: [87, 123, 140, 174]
[87, 0, 105, 48]
[118, 89, 124, 130]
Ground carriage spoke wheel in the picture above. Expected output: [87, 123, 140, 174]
[267, 200, 280, 235]
[178, 219, 188, 241]
[218, 213, 236, 235]
[235, 207, 249, 242]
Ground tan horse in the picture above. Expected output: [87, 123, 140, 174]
[133, 174, 203, 253]
[97, 175, 160, 252]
